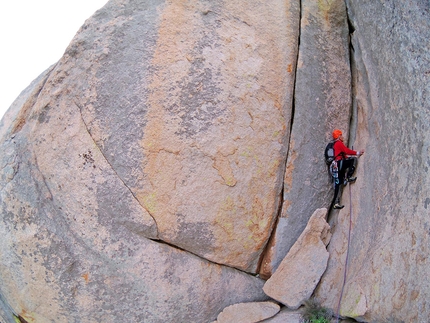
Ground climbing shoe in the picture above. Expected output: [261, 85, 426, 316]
[333, 203, 344, 209]
[347, 177, 357, 183]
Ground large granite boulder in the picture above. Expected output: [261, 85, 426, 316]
[315, 1, 430, 322]
[0, 0, 300, 321]
[63, 0, 301, 273]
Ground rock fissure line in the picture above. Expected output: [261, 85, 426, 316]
[151, 237, 259, 277]
[256, 189, 283, 275]
[256, 0, 303, 275]
[288, 0, 301, 139]
[326, 6, 357, 225]
[73, 101, 160, 236]
[347, 12, 358, 148]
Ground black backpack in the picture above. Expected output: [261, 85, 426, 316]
[324, 141, 336, 165]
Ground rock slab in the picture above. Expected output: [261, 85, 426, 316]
[263, 208, 331, 309]
[260, 308, 303, 323]
[71, 0, 301, 273]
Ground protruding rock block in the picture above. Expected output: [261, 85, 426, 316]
[263, 208, 331, 309]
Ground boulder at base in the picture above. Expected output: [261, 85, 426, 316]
[260, 308, 303, 323]
[216, 301, 280, 323]
[263, 208, 331, 309]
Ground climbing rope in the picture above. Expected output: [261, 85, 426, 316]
[335, 182, 353, 323]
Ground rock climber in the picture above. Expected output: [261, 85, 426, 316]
[332, 129, 365, 209]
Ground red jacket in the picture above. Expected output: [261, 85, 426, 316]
[333, 140, 357, 161]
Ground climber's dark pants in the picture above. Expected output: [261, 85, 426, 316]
[333, 157, 357, 204]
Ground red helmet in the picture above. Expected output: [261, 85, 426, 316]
[332, 129, 342, 140]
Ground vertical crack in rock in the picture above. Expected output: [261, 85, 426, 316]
[74, 101, 159, 233]
[289, 0, 302, 139]
[256, 190, 284, 276]
[283, 0, 302, 168]
[256, 0, 302, 276]
[327, 9, 357, 225]
[347, 13, 358, 148]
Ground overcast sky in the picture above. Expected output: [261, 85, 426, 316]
[0, 0, 108, 120]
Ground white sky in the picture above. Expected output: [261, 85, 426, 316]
[0, 0, 109, 120]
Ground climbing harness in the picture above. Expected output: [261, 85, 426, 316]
[330, 160, 339, 184]
[335, 182, 353, 323]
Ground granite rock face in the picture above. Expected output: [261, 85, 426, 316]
[67, 0, 301, 273]
[315, 1, 430, 322]
[259, 0, 352, 278]
[0, 0, 298, 321]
